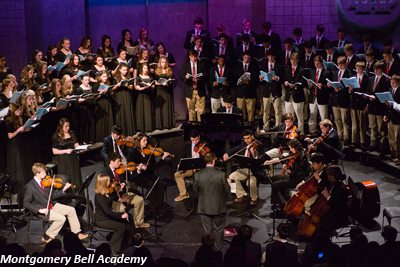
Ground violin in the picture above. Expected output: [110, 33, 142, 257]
[285, 125, 298, 139]
[41, 176, 75, 190]
[193, 142, 211, 157]
[142, 145, 174, 158]
[285, 152, 300, 169]
[115, 135, 136, 147]
[307, 131, 330, 154]
[115, 162, 139, 175]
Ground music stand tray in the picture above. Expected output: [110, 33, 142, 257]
[201, 113, 243, 126]
[177, 158, 205, 172]
[232, 155, 261, 169]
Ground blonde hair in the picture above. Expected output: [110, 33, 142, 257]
[61, 74, 73, 96]
[155, 56, 173, 77]
[32, 163, 46, 175]
[320, 119, 333, 129]
[337, 56, 346, 65]
[94, 173, 110, 195]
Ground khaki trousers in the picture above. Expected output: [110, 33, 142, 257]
[388, 122, 400, 159]
[368, 114, 385, 146]
[237, 98, 256, 122]
[229, 168, 258, 201]
[174, 170, 194, 196]
[186, 90, 205, 121]
[308, 102, 328, 134]
[112, 192, 145, 227]
[332, 107, 350, 140]
[263, 96, 282, 128]
[46, 203, 81, 238]
[351, 109, 366, 145]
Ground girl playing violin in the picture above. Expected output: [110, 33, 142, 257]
[129, 132, 168, 216]
[264, 139, 310, 209]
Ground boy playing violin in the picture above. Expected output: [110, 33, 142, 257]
[23, 163, 88, 243]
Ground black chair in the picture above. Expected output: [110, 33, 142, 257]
[86, 200, 114, 246]
[22, 211, 49, 242]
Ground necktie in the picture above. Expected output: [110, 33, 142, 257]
[244, 64, 248, 72]
[286, 52, 290, 65]
[359, 76, 362, 86]
[366, 63, 370, 71]
[219, 67, 223, 77]
[339, 41, 342, 47]
[328, 55, 332, 62]
[114, 141, 120, 157]
[346, 58, 350, 67]
[244, 45, 248, 52]
[338, 71, 342, 81]
[40, 181, 45, 191]
[269, 64, 273, 72]
[220, 46, 225, 55]
[246, 148, 251, 158]
[306, 56, 309, 64]
[373, 77, 379, 91]
[315, 69, 319, 83]
[227, 108, 231, 114]
[316, 37, 320, 48]
[192, 63, 196, 76]
[291, 67, 295, 77]
[386, 63, 390, 74]
[113, 171, 120, 183]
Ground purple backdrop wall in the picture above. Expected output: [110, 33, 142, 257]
[0, 0, 398, 119]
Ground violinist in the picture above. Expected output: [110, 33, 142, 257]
[103, 152, 149, 229]
[264, 113, 299, 160]
[305, 119, 342, 163]
[223, 129, 265, 206]
[23, 163, 88, 244]
[174, 129, 210, 202]
[101, 125, 131, 165]
[129, 132, 168, 216]
[264, 139, 310, 209]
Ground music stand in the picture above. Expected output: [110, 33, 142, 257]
[201, 113, 244, 127]
[80, 172, 96, 226]
[177, 158, 206, 172]
[0, 173, 17, 234]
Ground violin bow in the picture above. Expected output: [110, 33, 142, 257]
[45, 174, 55, 220]
[227, 140, 258, 161]
[145, 142, 158, 165]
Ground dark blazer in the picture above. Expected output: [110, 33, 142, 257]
[350, 74, 369, 110]
[193, 166, 230, 215]
[257, 32, 282, 52]
[346, 55, 360, 74]
[308, 68, 330, 105]
[300, 53, 316, 70]
[265, 240, 299, 267]
[244, 240, 262, 267]
[216, 106, 242, 114]
[283, 65, 305, 103]
[316, 129, 343, 162]
[365, 60, 377, 76]
[358, 46, 379, 58]
[180, 60, 208, 98]
[236, 31, 258, 47]
[94, 193, 124, 223]
[386, 61, 400, 77]
[234, 61, 259, 99]
[235, 44, 257, 60]
[212, 34, 235, 51]
[209, 64, 233, 99]
[320, 182, 349, 230]
[310, 36, 330, 51]
[259, 61, 283, 98]
[184, 29, 211, 49]
[278, 49, 295, 67]
[330, 68, 351, 108]
[386, 87, 400, 125]
[23, 179, 65, 215]
[368, 75, 390, 115]
[332, 39, 350, 50]
[101, 135, 131, 165]
[212, 44, 235, 66]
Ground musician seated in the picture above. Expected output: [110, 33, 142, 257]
[223, 129, 265, 206]
[94, 173, 133, 254]
[305, 119, 342, 163]
[264, 113, 299, 160]
[294, 153, 328, 215]
[264, 139, 310, 207]
[100, 125, 132, 166]
[174, 129, 210, 202]
[216, 95, 242, 114]
[23, 163, 88, 244]
[318, 165, 349, 232]
[129, 132, 168, 215]
[104, 152, 150, 228]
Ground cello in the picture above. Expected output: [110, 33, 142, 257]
[297, 194, 330, 238]
[284, 166, 326, 217]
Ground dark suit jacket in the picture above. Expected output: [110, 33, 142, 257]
[365, 60, 377, 76]
[184, 29, 211, 49]
[300, 53, 316, 70]
[387, 61, 400, 77]
[234, 61, 259, 99]
[308, 68, 330, 105]
[278, 49, 295, 67]
[368, 75, 390, 115]
[212, 44, 235, 66]
[346, 55, 360, 74]
[387, 87, 400, 125]
[101, 135, 131, 165]
[209, 64, 233, 99]
[193, 166, 230, 215]
[236, 31, 258, 47]
[180, 60, 208, 98]
[257, 32, 282, 52]
[310, 36, 330, 51]
[283, 65, 305, 103]
[235, 44, 257, 60]
[244, 240, 262, 267]
[350, 74, 369, 110]
[330, 69, 351, 108]
[265, 240, 299, 267]
[316, 129, 343, 162]
[23, 179, 65, 215]
[259, 61, 283, 98]
[216, 106, 242, 114]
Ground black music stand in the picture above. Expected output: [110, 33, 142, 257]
[81, 172, 96, 227]
[0, 173, 17, 234]
[201, 113, 244, 127]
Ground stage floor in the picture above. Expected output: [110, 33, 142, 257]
[2, 134, 400, 263]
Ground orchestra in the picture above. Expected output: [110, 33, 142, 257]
[0, 17, 399, 256]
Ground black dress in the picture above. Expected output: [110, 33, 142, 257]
[0, 94, 10, 173]
[154, 73, 175, 129]
[93, 83, 114, 141]
[5, 118, 35, 197]
[52, 131, 82, 187]
[112, 79, 135, 136]
[74, 86, 95, 143]
[135, 75, 155, 132]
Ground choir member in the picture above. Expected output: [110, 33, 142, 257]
[93, 71, 114, 141]
[154, 42, 176, 68]
[134, 62, 155, 132]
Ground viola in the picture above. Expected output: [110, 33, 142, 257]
[41, 176, 75, 190]
[115, 135, 136, 147]
[115, 162, 139, 175]
[193, 142, 211, 157]
[142, 145, 174, 158]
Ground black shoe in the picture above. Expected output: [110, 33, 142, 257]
[269, 210, 286, 219]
